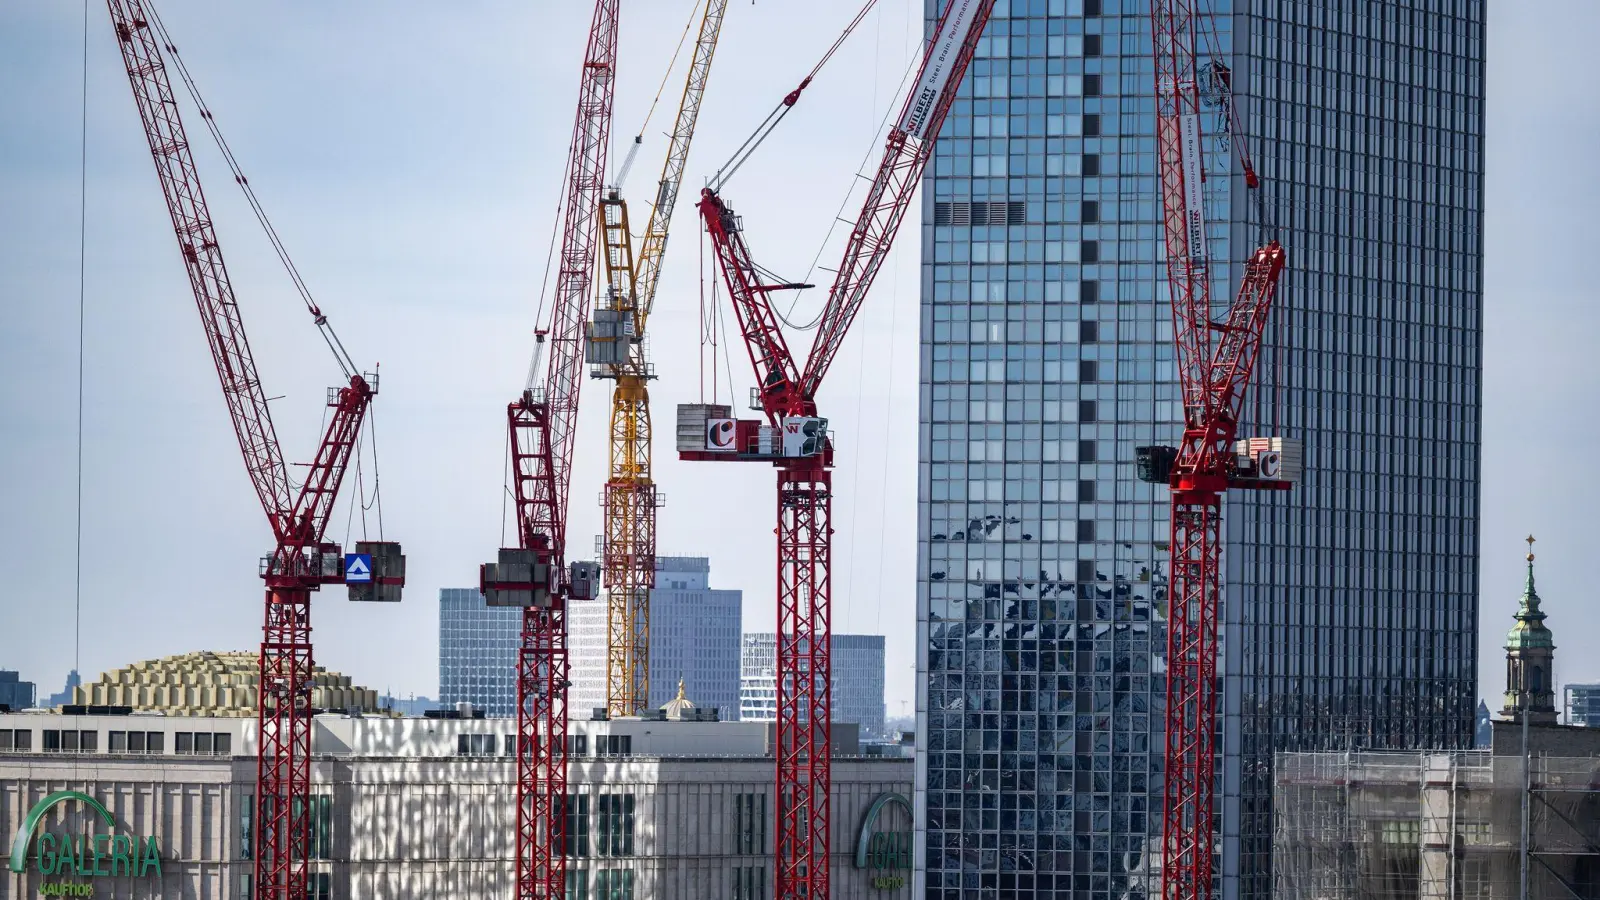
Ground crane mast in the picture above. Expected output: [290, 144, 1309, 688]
[593, 0, 729, 718]
[1143, 5, 1291, 900]
[686, 1, 994, 894]
[105, 4, 404, 899]
[479, 1, 618, 897]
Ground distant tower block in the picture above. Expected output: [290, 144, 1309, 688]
[1503, 535, 1558, 725]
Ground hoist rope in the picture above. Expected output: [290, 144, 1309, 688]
[710, 0, 883, 191]
[774, 7, 920, 333]
[144, 4, 359, 379]
[74, 0, 89, 680]
[618, 0, 704, 189]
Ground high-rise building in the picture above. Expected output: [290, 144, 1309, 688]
[0, 670, 35, 710]
[44, 669, 79, 709]
[1564, 685, 1600, 728]
[741, 633, 887, 738]
[915, 3, 1483, 898]
[438, 588, 522, 717]
[570, 557, 743, 721]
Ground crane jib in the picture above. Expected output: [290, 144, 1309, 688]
[899, 0, 986, 139]
[1179, 113, 1206, 265]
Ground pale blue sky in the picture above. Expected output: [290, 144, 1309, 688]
[1, 2, 1597, 718]
[0, 0, 927, 712]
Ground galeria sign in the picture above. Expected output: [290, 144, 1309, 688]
[7, 791, 162, 878]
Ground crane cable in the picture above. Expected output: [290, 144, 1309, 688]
[709, 0, 882, 192]
[142, 4, 359, 380]
[616, 0, 705, 190]
[773, 2, 921, 333]
[149, 3, 390, 526]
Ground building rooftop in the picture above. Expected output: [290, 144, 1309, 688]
[0, 708, 868, 760]
[70, 650, 386, 717]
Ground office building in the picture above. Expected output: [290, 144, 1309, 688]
[915, 2, 1484, 897]
[571, 557, 743, 721]
[0, 671, 34, 711]
[741, 633, 887, 738]
[43, 669, 79, 709]
[0, 704, 907, 899]
[1564, 684, 1600, 728]
[438, 588, 523, 717]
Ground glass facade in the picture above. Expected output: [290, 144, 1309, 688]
[569, 556, 743, 720]
[739, 633, 888, 738]
[438, 587, 522, 717]
[1564, 684, 1600, 728]
[914, 1, 1483, 898]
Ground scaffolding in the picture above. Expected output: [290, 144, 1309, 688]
[1273, 750, 1600, 900]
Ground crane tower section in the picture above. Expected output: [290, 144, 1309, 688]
[587, 0, 729, 718]
[104, 4, 405, 899]
[1140, 4, 1295, 900]
[682, 1, 996, 895]
[478, 1, 618, 897]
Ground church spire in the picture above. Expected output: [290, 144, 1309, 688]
[1503, 535, 1558, 724]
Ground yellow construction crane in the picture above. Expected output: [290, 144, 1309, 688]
[589, 0, 728, 716]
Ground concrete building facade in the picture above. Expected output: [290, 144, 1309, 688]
[915, 2, 1484, 897]
[741, 634, 887, 738]
[0, 710, 908, 900]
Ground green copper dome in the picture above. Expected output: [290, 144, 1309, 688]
[1505, 553, 1555, 651]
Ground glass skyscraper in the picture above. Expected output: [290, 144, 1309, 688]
[740, 633, 888, 738]
[438, 587, 522, 717]
[915, 1, 1483, 898]
[569, 556, 744, 720]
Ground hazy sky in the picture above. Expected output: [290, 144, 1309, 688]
[2, 2, 1597, 720]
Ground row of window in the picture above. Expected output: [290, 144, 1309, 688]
[560, 793, 635, 857]
[566, 868, 635, 900]
[239, 794, 332, 861]
[563, 866, 764, 900]
[0, 729, 234, 755]
[557, 792, 764, 859]
[456, 733, 636, 758]
[240, 872, 330, 900]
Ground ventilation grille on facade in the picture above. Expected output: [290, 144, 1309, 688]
[933, 200, 1026, 227]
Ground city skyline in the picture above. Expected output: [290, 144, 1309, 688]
[0, 0, 1594, 756]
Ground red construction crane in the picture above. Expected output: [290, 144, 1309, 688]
[685, 1, 994, 895]
[477, 1, 617, 897]
[1139, 4, 1293, 900]
[104, 4, 404, 899]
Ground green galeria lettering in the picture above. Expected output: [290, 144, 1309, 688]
[7, 790, 161, 879]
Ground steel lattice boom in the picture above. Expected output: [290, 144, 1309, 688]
[687, 2, 995, 894]
[595, 0, 729, 718]
[1145, 3, 1290, 900]
[105, 4, 397, 898]
[478, 2, 619, 898]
